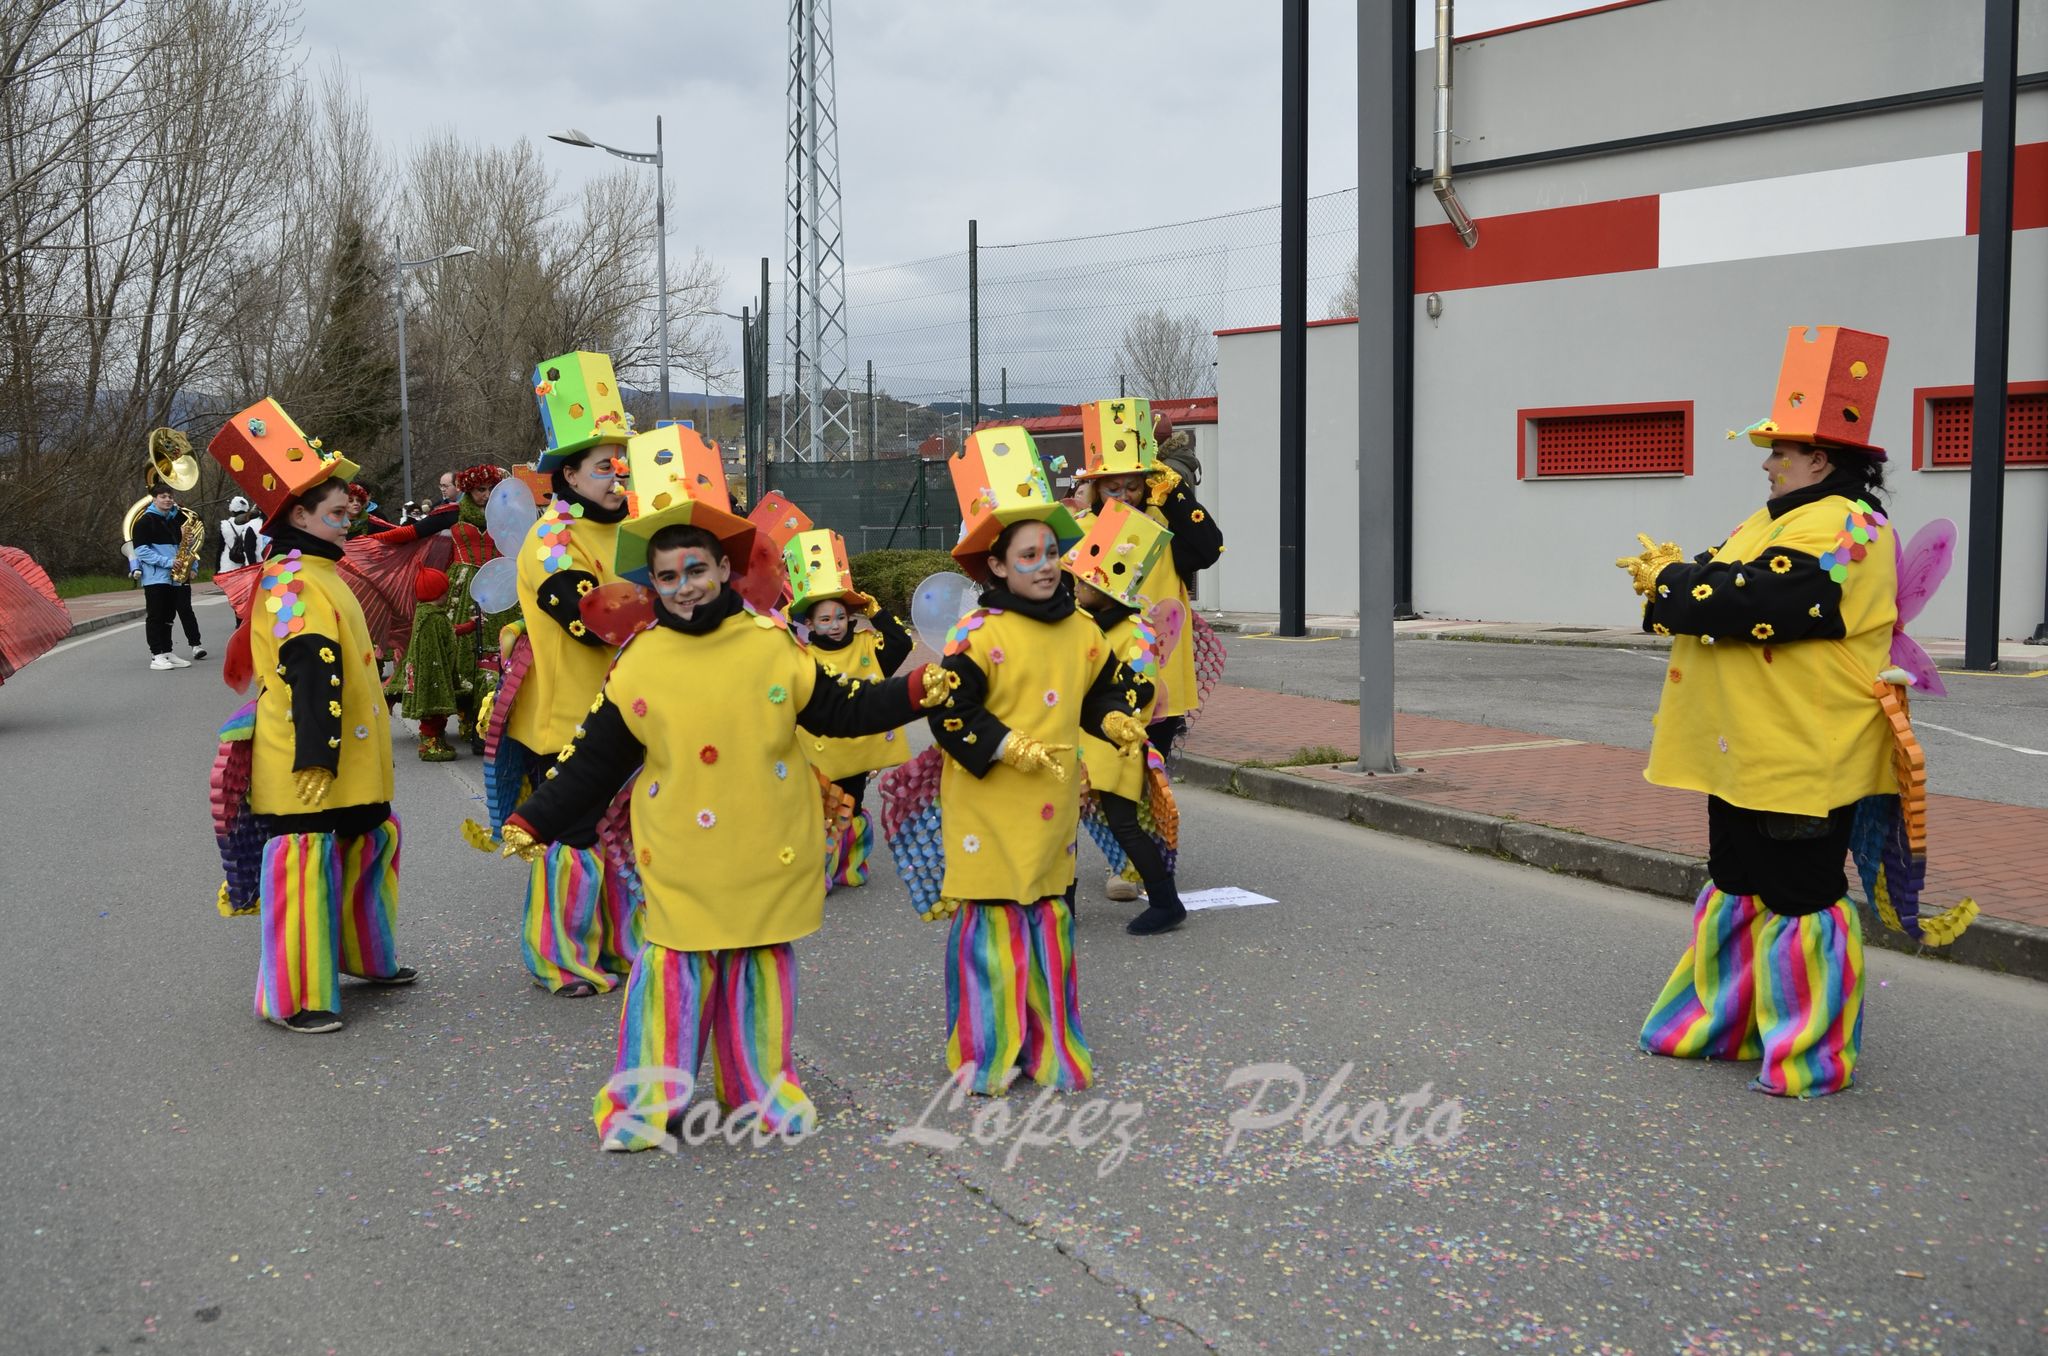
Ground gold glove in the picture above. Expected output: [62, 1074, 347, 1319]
[999, 735, 1071, 782]
[915, 662, 960, 710]
[293, 766, 334, 807]
[1145, 466, 1183, 507]
[499, 823, 547, 863]
[1099, 710, 1149, 753]
[1614, 532, 1684, 597]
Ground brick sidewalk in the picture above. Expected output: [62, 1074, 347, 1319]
[1186, 683, 2047, 932]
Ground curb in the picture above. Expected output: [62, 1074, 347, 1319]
[1183, 753, 2048, 985]
[65, 606, 147, 638]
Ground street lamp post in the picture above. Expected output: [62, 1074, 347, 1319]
[550, 120, 670, 422]
[394, 241, 476, 507]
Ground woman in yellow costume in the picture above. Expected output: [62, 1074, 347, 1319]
[205, 400, 415, 1034]
[501, 456, 953, 1151]
[1620, 326, 1975, 1098]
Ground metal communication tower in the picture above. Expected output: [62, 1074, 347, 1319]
[782, 0, 852, 462]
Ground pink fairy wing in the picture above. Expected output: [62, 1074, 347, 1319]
[1893, 519, 1956, 626]
[1889, 632, 1947, 698]
[1144, 598, 1186, 721]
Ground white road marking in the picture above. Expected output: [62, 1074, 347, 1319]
[43, 595, 232, 659]
[1915, 720, 2048, 757]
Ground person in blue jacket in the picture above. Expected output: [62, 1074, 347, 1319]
[129, 486, 205, 670]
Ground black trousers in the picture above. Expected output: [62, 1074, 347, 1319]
[143, 583, 201, 654]
[1099, 791, 1182, 911]
[1147, 715, 1187, 760]
[1705, 796, 1857, 917]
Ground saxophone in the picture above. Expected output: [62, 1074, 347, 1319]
[170, 508, 205, 584]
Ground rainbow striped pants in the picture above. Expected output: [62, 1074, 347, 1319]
[945, 897, 1093, 1094]
[1640, 884, 1865, 1097]
[829, 811, 874, 890]
[523, 844, 641, 993]
[593, 941, 814, 1152]
[256, 819, 402, 1022]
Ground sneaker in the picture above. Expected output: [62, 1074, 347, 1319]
[163, 653, 192, 668]
[1105, 873, 1142, 903]
[190, 647, 208, 660]
[276, 1010, 343, 1034]
[362, 966, 418, 987]
[149, 654, 176, 671]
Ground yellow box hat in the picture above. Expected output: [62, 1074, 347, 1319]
[947, 425, 1080, 581]
[1076, 398, 1157, 479]
[1061, 499, 1173, 609]
[784, 528, 858, 612]
[533, 351, 632, 469]
[614, 424, 754, 585]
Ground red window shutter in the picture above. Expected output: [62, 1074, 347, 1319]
[1927, 389, 2048, 468]
[1525, 405, 1690, 477]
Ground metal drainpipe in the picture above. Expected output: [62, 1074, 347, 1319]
[1433, 0, 1479, 247]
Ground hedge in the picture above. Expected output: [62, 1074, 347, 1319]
[848, 548, 964, 619]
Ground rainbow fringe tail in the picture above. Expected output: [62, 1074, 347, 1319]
[829, 812, 874, 890]
[522, 844, 631, 994]
[1641, 883, 1864, 1098]
[944, 897, 1092, 1094]
[255, 817, 402, 1023]
[594, 942, 814, 1152]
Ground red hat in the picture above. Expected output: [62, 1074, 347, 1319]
[413, 567, 450, 603]
[345, 482, 372, 508]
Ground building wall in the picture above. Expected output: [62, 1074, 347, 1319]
[1208, 0, 2048, 637]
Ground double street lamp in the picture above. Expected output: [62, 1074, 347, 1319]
[550, 119, 672, 422]
[394, 242, 476, 506]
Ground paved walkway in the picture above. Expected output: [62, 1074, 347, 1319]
[1186, 681, 2048, 933]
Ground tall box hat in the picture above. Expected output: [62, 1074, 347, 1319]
[1061, 499, 1173, 610]
[1075, 398, 1157, 479]
[533, 350, 632, 470]
[732, 491, 815, 614]
[1741, 325, 1890, 460]
[207, 398, 359, 518]
[614, 424, 755, 585]
[784, 529, 858, 612]
[948, 425, 1080, 581]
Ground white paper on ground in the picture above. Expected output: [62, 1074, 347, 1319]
[1179, 887, 1277, 912]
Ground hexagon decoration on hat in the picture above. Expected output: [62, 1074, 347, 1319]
[612, 423, 755, 585]
[1075, 398, 1158, 480]
[948, 424, 1080, 582]
[784, 528, 857, 613]
[532, 351, 632, 469]
[207, 398, 359, 517]
[1740, 326, 1890, 460]
[1061, 498, 1173, 609]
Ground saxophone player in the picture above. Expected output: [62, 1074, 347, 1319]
[130, 485, 207, 670]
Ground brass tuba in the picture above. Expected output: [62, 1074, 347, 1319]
[122, 427, 206, 578]
[147, 427, 200, 492]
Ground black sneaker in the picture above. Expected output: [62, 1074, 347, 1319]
[363, 966, 418, 987]
[1125, 904, 1187, 936]
[279, 1010, 343, 1034]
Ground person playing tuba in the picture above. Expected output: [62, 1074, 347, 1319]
[127, 429, 208, 670]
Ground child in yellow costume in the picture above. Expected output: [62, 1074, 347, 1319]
[502, 501, 953, 1151]
[206, 401, 415, 1035]
[786, 529, 915, 888]
[882, 426, 1149, 1095]
[500, 352, 637, 998]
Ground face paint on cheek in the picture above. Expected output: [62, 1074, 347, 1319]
[1011, 553, 1049, 574]
[321, 512, 350, 532]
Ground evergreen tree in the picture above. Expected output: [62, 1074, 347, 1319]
[310, 219, 399, 474]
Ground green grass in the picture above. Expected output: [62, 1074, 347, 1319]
[55, 573, 141, 599]
[1239, 744, 1352, 770]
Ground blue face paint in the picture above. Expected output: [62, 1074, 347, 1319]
[1012, 552, 1049, 574]
[653, 578, 683, 597]
[320, 510, 351, 532]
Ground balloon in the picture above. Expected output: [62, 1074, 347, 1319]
[485, 477, 540, 556]
[909, 571, 979, 653]
[579, 580, 656, 645]
[468, 556, 518, 614]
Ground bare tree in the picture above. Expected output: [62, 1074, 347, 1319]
[1114, 308, 1214, 400]
[1328, 252, 1359, 318]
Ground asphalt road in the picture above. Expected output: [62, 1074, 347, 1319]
[3, 610, 2045, 1354]
[1220, 634, 2048, 809]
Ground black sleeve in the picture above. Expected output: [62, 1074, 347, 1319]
[927, 653, 1013, 778]
[535, 570, 608, 647]
[1644, 550, 1848, 643]
[796, 663, 918, 740]
[412, 504, 460, 538]
[1157, 484, 1223, 577]
[1078, 652, 1142, 740]
[508, 695, 644, 843]
[278, 634, 346, 775]
[871, 610, 915, 676]
[131, 513, 180, 548]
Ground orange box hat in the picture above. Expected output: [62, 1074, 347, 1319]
[947, 425, 1080, 582]
[207, 398, 358, 518]
[1740, 325, 1890, 460]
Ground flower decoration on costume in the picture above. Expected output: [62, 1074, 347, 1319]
[1751, 622, 1775, 640]
[318, 646, 335, 663]
[1769, 555, 1793, 574]
[696, 809, 717, 829]
[699, 745, 718, 764]
[1807, 604, 1823, 618]
[1040, 804, 1056, 821]
[1651, 622, 1671, 636]
[1691, 584, 1713, 601]
[773, 761, 788, 780]
[327, 699, 342, 717]
[639, 848, 653, 866]
[778, 846, 796, 865]
[962, 834, 981, 854]
[1667, 669, 1683, 684]
[1043, 689, 1060, 707]
[632, 698, 648, 717]
[646, 781, 660, 798]
[767, 684, 788, 704]
[988, 647, 1006, 665]
[943, 717, 964, 731]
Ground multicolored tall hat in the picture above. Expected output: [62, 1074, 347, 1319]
[1060, 498, 1173, 609]
[948, 425, 1081, 582]
[613, 424, 754, 585]
[532, 351, 632, 471]
[1074, 398, 1158, 479]
[784, 529, 857, 613]
[206, 398, 358, 518]
[1737, 325, 1890, 461]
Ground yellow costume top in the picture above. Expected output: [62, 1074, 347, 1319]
[803, 614, 914, 781]
[1643, 492, 1898, 817]
[506, 497, 621, 755]
[929, 599, 1138, 903]
[1077, 476, 1221, 721]
[1077, 608, 1158, 802]
[248, 548, 395, 815]
[509, 595, 924, 952]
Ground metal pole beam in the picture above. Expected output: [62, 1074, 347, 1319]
[394, 238, 414, 508]
[655, 116, 672, 423]
[1277, 0, 1309, 636]
[1001, 366, 1007, 419]
[804, 3, 823, 461]
[968, 219, 980, 430]
[1965, 0, 2019, 670]
[1354, 0, 1410, 772]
